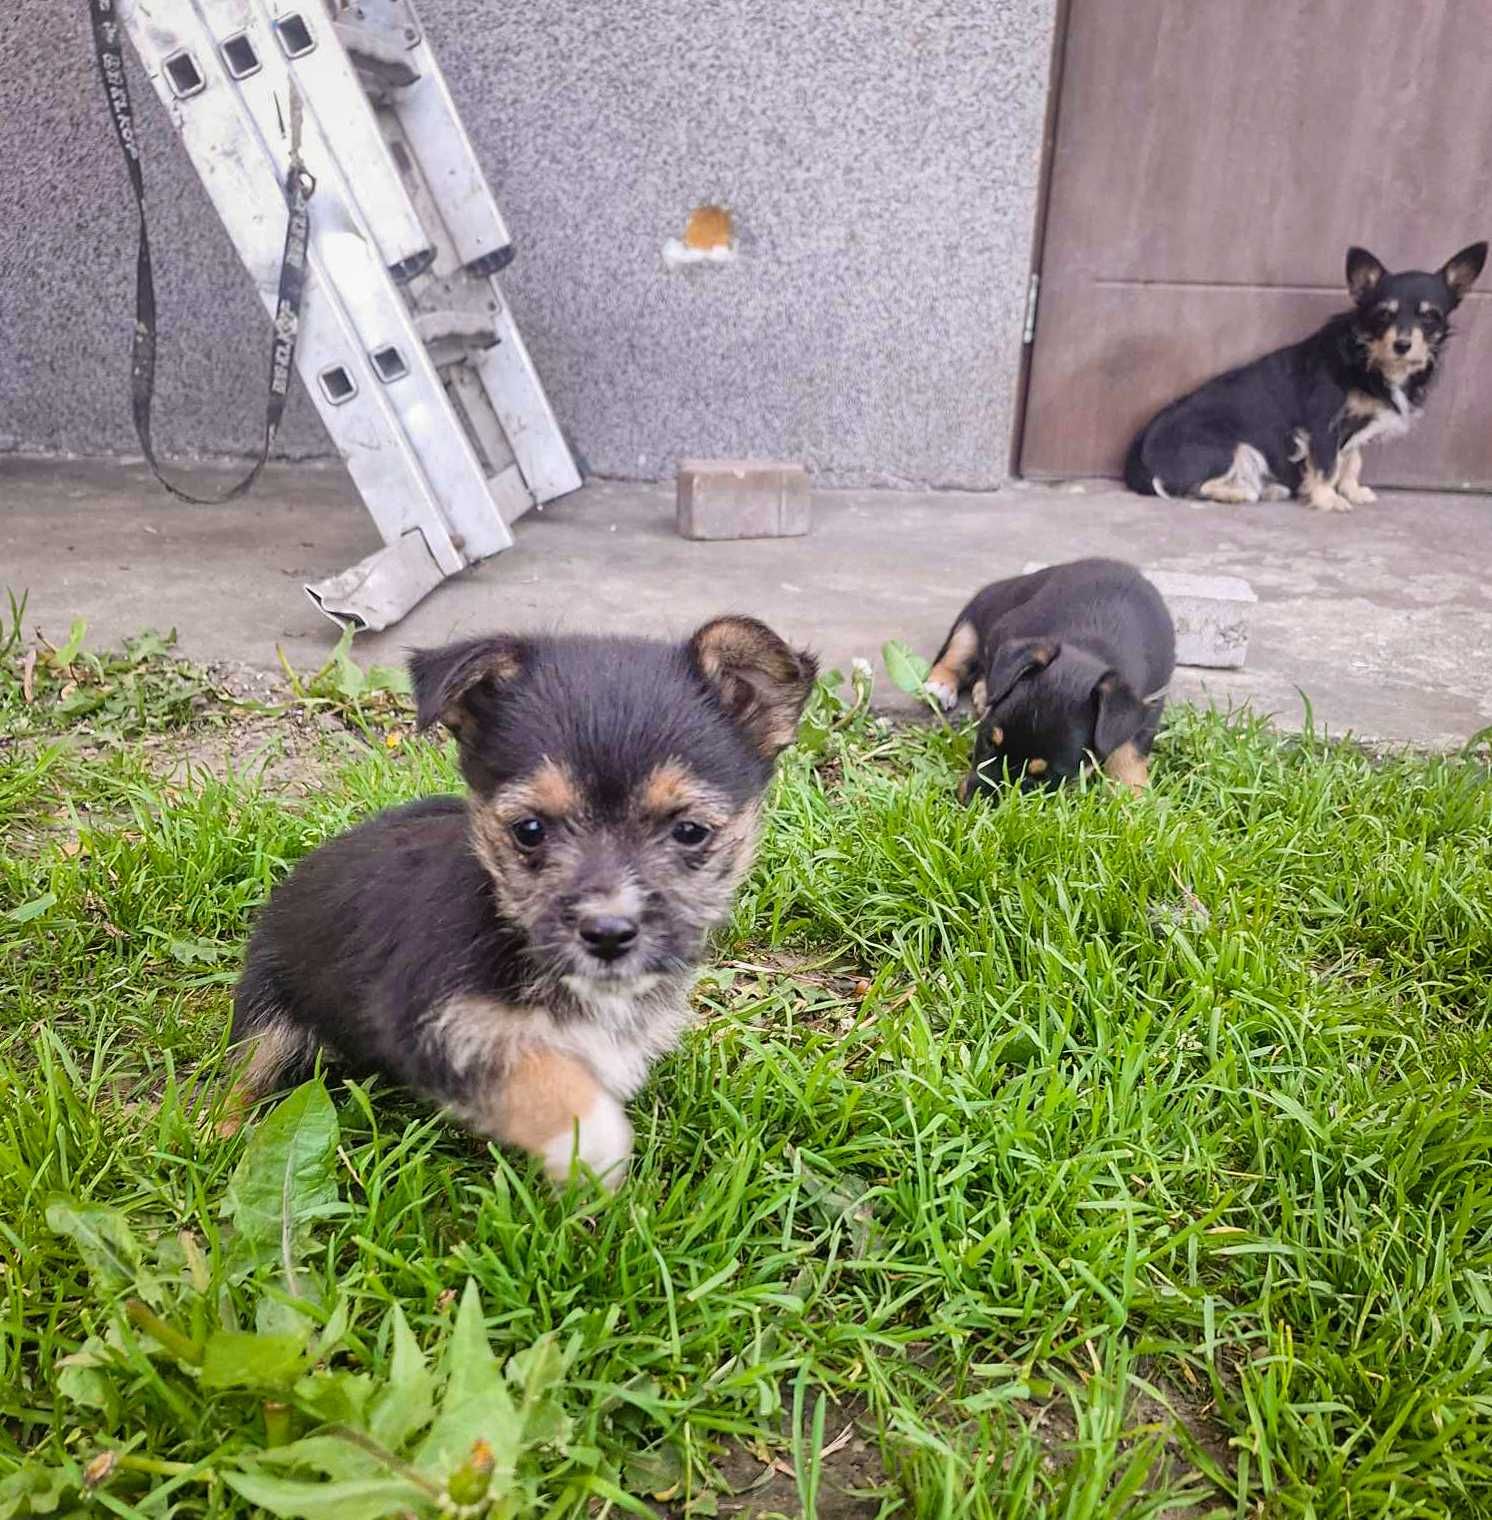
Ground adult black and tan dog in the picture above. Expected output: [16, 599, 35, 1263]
[227, 617, 816, 1189]
[923, 558, 1175, 798]
[1126, 243, 1486, 511]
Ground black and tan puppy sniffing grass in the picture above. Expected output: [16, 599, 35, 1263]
[1126, 242, 1486, 511]
[226, 616, 815, 1188]
[923, 559, 1175, 798]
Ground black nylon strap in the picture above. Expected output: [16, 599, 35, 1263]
[88, 0, 314, 503]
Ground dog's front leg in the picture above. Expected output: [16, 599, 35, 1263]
[1292, 437, 1351, 512]
[1336, 449, 1377, 506]
[1292, 425, 1352, 512]
[480, 1046, 634, 1189]
[1101, 740, 1149, 793]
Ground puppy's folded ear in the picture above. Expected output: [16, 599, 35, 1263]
[1441, 241, 1488, 302]
[983, 638, 1058, 711]
[688, 615, 817, 758]
[1346, 246, 1386, 304]
[1092, 672, 1147, 758]
[408, 635, 527, 734]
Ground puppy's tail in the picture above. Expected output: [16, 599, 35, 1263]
[1124, 432, 1163, 496]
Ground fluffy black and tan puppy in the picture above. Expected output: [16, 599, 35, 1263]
[923, 558, 1174, 797]
[1126, 242, 1486, 510]
[228, 617, 816, 1187]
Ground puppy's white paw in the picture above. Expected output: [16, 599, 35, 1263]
[1341, 483, 1377, 505]
[541, 1090, 634, 1191]
[923, 676, 958, 712]
[1304, 487, 1352, 513]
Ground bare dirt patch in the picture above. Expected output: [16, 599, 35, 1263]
[667, 1412, 886, 1519]
[140, 705, 355, 795]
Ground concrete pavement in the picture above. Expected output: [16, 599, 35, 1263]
[3, 456, 1488, 748]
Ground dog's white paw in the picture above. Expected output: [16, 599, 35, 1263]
[1305, 488, 1353, 513]
[1341, 484, 1377, 505]
[541, 1091, 633, 1191]
[923, 676, 958, 712]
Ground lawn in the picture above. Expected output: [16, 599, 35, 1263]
[2, 610, 1490, 1518]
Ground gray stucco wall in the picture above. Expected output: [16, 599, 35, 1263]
[0, 1, 1056, 489]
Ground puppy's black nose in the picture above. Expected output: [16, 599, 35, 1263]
[1393, 337, 1412, 355]
[577, 913, 638, 961]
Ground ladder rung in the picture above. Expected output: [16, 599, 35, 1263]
[414, 310, 498, 347]
[333, 22, 422, 89]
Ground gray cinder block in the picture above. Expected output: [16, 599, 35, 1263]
[676, 460, 811, 540]
[1022, 563, 1256, 669]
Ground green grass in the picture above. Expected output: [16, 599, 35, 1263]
[1, 627, 1490, 1517]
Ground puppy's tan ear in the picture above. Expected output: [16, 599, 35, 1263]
[408, 635, 526, 733]
[688, 615, 817, 758]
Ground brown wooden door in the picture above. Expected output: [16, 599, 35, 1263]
[1020, 1, 1492, 489]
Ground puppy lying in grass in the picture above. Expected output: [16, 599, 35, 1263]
[227, 616, 815, 1188]
[923, 558, 1175, 797]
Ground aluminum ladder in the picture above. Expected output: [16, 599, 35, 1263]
[115, 0, 581, 629]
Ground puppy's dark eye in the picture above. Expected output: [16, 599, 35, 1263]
[511, 817, 546, 850]
[671, 819, 711, 847]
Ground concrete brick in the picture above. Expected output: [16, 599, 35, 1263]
[1022, 564, 1257, 670]
[677, 459, 811, 541]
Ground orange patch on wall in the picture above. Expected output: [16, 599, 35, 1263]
[683, 204, 734, 252]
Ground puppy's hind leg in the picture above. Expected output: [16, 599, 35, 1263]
[219, 974, 323, 1137]
[923, 618, 979, 712]
[1198, 444, 1267, 504]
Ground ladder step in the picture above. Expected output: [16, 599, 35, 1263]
[414, 309, 498, 347]
[333, 21, 422, 89]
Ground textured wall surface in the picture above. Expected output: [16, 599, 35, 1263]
[0, 0, 1056, 487]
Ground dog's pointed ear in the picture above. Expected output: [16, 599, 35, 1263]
[1093, 672, 1147, 758]
[1346, 246, 1386, 304]
[983, 638, 1058, 711]
[1441, 241, 1488, 303]
[409, 635, 527, 733]
[688, 615, 817, 758]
